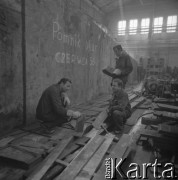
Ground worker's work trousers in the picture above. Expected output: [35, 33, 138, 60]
[106, 110, 128, 131]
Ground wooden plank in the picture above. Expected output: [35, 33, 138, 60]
[41, 165, 64, 180]
[58, 144, 80, 160]
[84, 128, 100, 138]
[131, 97, 145, 109]
[92, 110, 108, 130]
[54, 135, 105, 180]
[153, 97, 178, 104]
[82, 110, 99, 117]
[87, 107, 107, 112]
[156, 103, 178, 113]
[126, 109, 145, 126]
[75, 134, 114, 180]
[0, 137, 14, 148]
[0, 167, 26, 180]
[27, 137, 73, 180]
[158, 124, 178, 136]
[139, 129, 178, 145]
[64, 147, 83, 163]
[92, 134, 131, 180]
[0, 146, 41, 169]
[129, 94, 137, 101]
[74, 136, 90, 146]
[56, 159, 69, 167]
[51, 127, 75, 140]
[141, 116, 164, 125]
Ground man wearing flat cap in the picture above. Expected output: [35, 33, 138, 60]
[113, 44, 133, 88]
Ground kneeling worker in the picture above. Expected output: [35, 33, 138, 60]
[36, 78, 82, 128]
[105, 78, 132, 134]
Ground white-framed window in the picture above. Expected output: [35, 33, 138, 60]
[167, 15, 177, 33]
[141, 18, 150, 34]
[118, 20, 126, 35]
[129, 19, 138, 35]
[153, 17, 163, 33]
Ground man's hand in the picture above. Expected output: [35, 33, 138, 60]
[113, 68, 121, 75]
[62, 92, 71, 106]
[67, 110, 81, 119]
[64, 96, 70, 106]
[72, 111, 81, 119]
[67, 110, 74, 117]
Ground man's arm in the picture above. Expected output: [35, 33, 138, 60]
[50, 89, 68, 117]
[50, 89, 81, 119]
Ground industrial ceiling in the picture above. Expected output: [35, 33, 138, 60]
[89, 0, 177, 14]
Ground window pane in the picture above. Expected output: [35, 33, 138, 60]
[153, 17, 163, 33]
[118, 20, 126, 35]
[141, 18, 150, 34]
[129, 19, 138, 35]
[167, 15, 177, 33]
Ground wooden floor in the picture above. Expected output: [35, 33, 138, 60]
[0, 83, 178, 180]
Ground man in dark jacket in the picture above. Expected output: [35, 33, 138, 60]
[105, 78, 131, 134]
[113, 44, 133, 88]
[36, 78, 81, 128]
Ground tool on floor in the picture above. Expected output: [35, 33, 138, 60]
[100, 124, 119, 141]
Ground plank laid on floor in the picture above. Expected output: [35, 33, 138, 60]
[75, 134, 115, 180]
[129, 94, 137, 101]
[92, 134, 131, 180]
[54, 135, 105, 180]
[139, 129, 178, 144]
[138, 129, 178, 150]
[0, 137, 14, 148]
[141, 116, 165, 125]
[41, 164, 64, 180]
[51, 127, 75, 140]
[153, 97, 177, 103]
[131, 97, 145, 109]
[0, 167, 26, 180]
[153, 111, 178, 120]
[58, 144, 80, 160]
[84, 128, 100, 138]
[92, 110, 108, 130]
[158, 124, 178, 136]
[0, 146, 41, 169]
[82, 110, 99, 117]
[27, 137, 73, 180]
[126, 109, 145, 126]
[156, 103, 178, 113]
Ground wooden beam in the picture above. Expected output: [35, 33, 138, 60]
[26, 137, 73, 180]
[54, 135, 105, 180]
[55, 159, 69, 167]
[158, 124, 178, 137]
[83, 0, 104, 15]
[92, 110, 108, 130]
[92, 134, 131, 180]
[75, 134, 114, 180]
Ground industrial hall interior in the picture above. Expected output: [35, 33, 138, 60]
[0, 0, 178, 179]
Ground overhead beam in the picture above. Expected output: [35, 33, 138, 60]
[83, 0, 104, 15]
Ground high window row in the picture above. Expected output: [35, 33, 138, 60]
[118, 15, 177, 35]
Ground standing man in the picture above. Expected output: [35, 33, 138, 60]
[105, 78, 131, 134]
[36, 78, 81, 128]
[113, 44, 133, 88]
